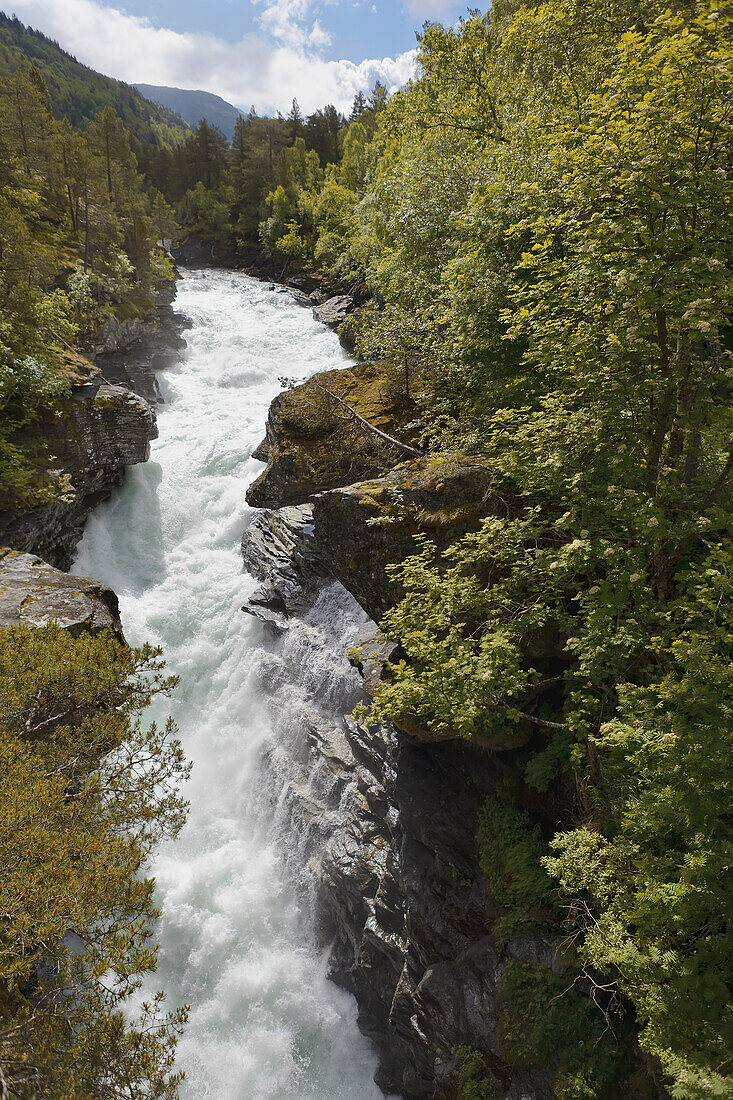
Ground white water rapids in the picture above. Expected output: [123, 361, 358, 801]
[72, 269, 385, 1098]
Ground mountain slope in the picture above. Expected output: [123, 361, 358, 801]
[0, 12, 188, 147]
[134, 84, 243, 139]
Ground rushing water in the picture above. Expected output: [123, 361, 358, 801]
[73, 269, 384, 1099]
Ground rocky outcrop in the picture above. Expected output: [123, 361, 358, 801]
[0, 281, 187, 569]
[312, 294, 354, 329]
[0, 383, 157, 569]
[0, 548, 124, 640]
[310, 713, 553, 1100]
[312, 455, 504, 622]
[241, 504, 328, 631]
[246, 362, 422, 509]
[93, 285, 189, 405]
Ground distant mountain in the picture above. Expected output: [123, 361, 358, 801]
[0, 12, 189, 147]
[134, 85, 244, 140]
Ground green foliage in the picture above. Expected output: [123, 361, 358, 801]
[0, 60, 177, 508]
[497, 961, 631, 1096]
[456, 1047, 498, 1099]
[0, 623, 190, 1098]
[145, 83, 387, 264]
[325, 1, 733, 1096]
[545, 542, 733, 1100]
[478, 795, 555, 941]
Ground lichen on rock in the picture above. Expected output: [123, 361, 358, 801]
[246, 360, 424, 509]
[0, 548, 124, 641]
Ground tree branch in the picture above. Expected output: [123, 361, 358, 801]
[324, 389, 425, 459]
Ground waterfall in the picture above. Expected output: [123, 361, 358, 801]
[72, 269, 385, 1099]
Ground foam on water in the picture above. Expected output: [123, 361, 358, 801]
[73, 270, 383, 1099]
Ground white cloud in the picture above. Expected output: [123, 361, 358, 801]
[254, 0, 332, 52]
[405, 0, 456, 15]
[9, 0, 417, 114]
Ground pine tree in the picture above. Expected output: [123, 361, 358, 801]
[350, 90, 367, 121]
[288, 96, 303, 142]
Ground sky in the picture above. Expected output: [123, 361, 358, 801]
[5, 0, 473, 115]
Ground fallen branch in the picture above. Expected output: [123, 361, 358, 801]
[324, 389, 425, 459]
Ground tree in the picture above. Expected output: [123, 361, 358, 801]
[0, 623, 190, 1098]
[344, 2, 733, 1096]
[288, 96, 303, 142]
[369, 79, 388, 114]
[350, 90, 367, 121]
[186, 118, 228, 189]
[89, 104, 136, 201]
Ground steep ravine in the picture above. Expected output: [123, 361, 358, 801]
[71, 269, 387, 1099]
[0, 285, 187, 568]
[0, 268, 556, 1098]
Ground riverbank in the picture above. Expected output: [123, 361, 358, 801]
[0, 284, 187, 568]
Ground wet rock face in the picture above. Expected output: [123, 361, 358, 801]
[241, 504, 330, 631]
[314, 716, 507, 1098]
[0, 548, 124, 641]
[312, 455, 504, 622]
[246, 362, 420, 509]
[282, 642, 553, 1100]
[242, 506, 553, 1100]
[93, 287, 189, 405]
[0, 384, 157, 569]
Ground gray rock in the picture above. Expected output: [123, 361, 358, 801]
[241, 505, 330, 628]
[0, 384, 157, 569]
[94, 289, 188, 405]
[247, 495, 553, 1099]
[348, 622, 401, 698]
[313, 294, 354, 329]
[306, 713, 552, 1099]
[290, 290, 312, 308]
[312, 455, 503, 622]
[0, 548, 124, 641]
[246, 362, 414, 510]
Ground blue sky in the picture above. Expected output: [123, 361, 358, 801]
[103, 0, 466, 66]
[7, 0, 473, 114]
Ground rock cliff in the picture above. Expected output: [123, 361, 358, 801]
[241, 468, 556, 1100]
[93, 284, 190, 405]
[0, 284, 185, 569]
[311, 455, 503, 621]
[246, 361, 424, 509]
[0, 382, 157, 569]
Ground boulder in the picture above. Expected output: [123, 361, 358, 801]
[0, 548, 124, 641]
[312, 454, 505, 622]
[312, 294, 354, 329]
[246, 361, 422, 509]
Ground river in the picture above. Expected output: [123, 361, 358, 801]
[73, 269, 384, 1099]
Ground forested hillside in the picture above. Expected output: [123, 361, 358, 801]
[0, 12, 188, 147]
[0, 60, 177, 505]
[173, 2, 733, 1096]
[134, 83, 243, 140]
[146, 88, 386, 259]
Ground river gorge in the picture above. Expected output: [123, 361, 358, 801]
[72, 269, 385, 1098]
